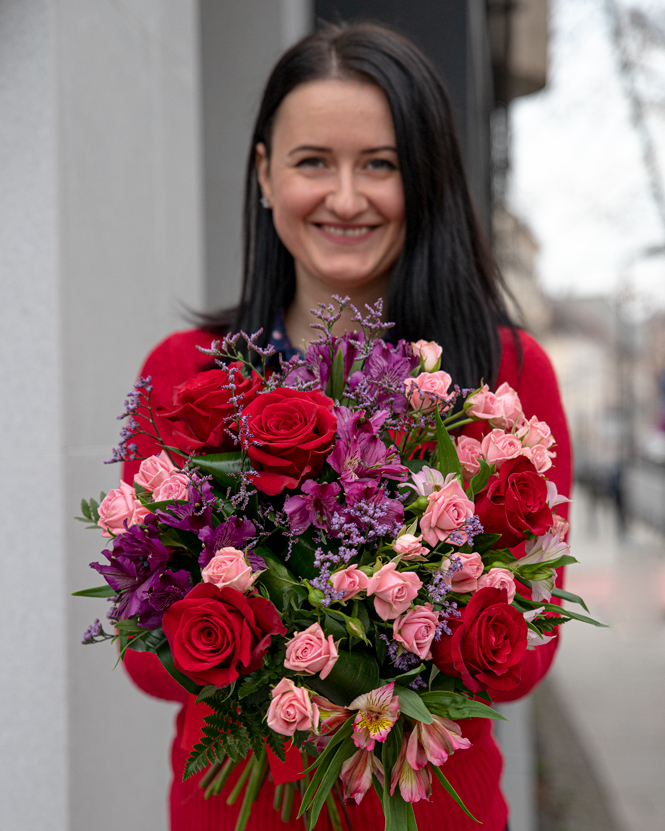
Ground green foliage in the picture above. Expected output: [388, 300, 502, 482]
[394, 685, 433, 724]
[551, 587, 589, 612]
[429, 763, 480, 823]
[327, 345, 346, 403]
[156, 638, 202, 695]
[298, 719, 355, 828]
[191, 452, 243, 490]
[420, 691, 507, 721]
[71, 585, 116, 598]
[466, 458, 491, 499]
[183, 695, 248, 779]
[434, 408, 463, 480]
[472, 533, 504, 556]
[76, 495, 105, 528]
[308, 649, 380, 706]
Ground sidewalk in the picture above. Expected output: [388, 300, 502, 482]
[548, 485, 665, 831]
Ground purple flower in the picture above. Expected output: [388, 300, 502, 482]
[197, 516, 256, 568]
[91, 516, 176, 627]
[327, 407, 407, 492]
[156, 477, 217, 533]
[283, 480, 342, 534]
[247, 551, 267, 572]
[135, 569, 191, 629]
[347, 340, 418, 414]
[284, 333, 362, 391]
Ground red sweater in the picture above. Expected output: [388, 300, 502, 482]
[122, 327, 572, 831]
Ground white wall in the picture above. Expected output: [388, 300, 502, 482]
[0, 2, 67, 830]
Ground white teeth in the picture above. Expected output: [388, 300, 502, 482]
[319, 224, 374, 236]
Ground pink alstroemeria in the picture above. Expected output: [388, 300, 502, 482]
[390, 731, 432, 803]
[406, 715, 471, 769]
[349, 682, 400, 750]
[310, 694, 351, 752]
[401, 465, 445, 497]
[340, 749, 385, 805]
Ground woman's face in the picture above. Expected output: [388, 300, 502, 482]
[256, 78, 405, 293]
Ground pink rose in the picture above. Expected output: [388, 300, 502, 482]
[442, 551, 484, 593]
[201, 546, 257, 593]
[492, 383, 523, 430]
[393, 604, 439, 659]
[152, 472, 190, 503]
[97, 481, 143, 538]
[456, 436, 482, 481]
[419, 474, 475, 547]
[411, 340, 443, 372]
[465, 385, 503, 421]
[134, 452, 177, 492]
[522, 443, 555, 473]
[516, 416, 555, 448]
[478, 568, 516, 603]
[366, 563, 422, 621]
[284, 623, 339, 680]
[393, 534, 428, 560]
[267, 678, 319, 737]
[405, 371, 453, 412]
[480, 429, 522, 470]
[330, 565, 369, 601]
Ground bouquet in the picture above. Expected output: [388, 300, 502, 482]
[76, 298, 602, 831]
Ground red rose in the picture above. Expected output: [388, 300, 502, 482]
[431, 587, 528, 693]
[244, 387, 337, 496]
[157, 363, 262, 455]
[474, 456, 553, 548]
[162, 583, 285, 687]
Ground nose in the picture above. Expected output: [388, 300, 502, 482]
[324, 167, 368, 219]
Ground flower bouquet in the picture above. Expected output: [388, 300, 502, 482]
[76, 298, 602, 831]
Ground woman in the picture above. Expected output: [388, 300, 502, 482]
[122, 23, 571, 831]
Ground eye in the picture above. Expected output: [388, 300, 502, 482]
[366, 158, 398, 171]
[295, 157, 326, 169]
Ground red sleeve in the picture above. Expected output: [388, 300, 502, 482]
[472, 328, 573, 703]
[120, 329, 215, 704]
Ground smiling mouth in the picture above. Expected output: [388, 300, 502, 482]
[317, 224, 378, 237]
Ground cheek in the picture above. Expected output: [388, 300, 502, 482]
[271, 177, 325, 245]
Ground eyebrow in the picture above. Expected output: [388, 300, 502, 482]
[287, 144, 398, 156]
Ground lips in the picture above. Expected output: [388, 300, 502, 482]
[313, 222, 380, 244]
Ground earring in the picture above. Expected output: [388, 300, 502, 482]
[260, 195, 271, 209]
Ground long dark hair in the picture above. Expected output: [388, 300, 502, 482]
[200, 23, 517, 389]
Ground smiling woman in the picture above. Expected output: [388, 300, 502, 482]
[120, 21, 571, 831]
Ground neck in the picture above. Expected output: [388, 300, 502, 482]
[284, 268, 391, 351]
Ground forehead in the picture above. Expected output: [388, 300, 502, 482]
[271, 78, 396, 151]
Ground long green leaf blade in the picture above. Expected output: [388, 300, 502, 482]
[420, 691, 507, 721]
[156, 638, 202, 695]
[394, 685, 433, 724]
[71, 585, 115, 598]
[434, 407, 462, 479]
[429, 763, 480, 822]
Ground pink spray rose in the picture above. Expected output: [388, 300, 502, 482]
[393, 604, 439, 659]
[97, 481, 144, 538]
[330, 564, 370, 601]
[419, 474, 475, 547]
[492, 382, 523, 430]
[134, 452, 177, 492]
[516, 415, 555, 448]
[366, 563, 422, 621]
[267, 678, 319, 737]
[455, 436, 482, 480]
[464, 384, 503, 421]
[152, 472, 190, 503]
[480, 429, 523, 470]
[393, 533, 428, 560]
[201, 546, 258, 593]
[405, 371, 453, 412]
[284, 623, 339, 680]
[442, 551, 484, 593]
[411, 340, 443, 372]
[478, 567, 516, 603]
[522, 443, 555, 473]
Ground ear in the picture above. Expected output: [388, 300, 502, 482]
[255, 142, 272, 204]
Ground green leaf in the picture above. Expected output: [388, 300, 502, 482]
[191, 452, 243, 490]
[434, 407, 462, 480]
[285, 532, 319, 580]
[114, 618, 143, 633]
[384, 664, 425, 687]
[254, 547, 297, 610]
[197, 685, 222, 703]
[535, 602, 607, 628]
[71, 585, 116, 598]
[156, 638, 202, 695]
[380, 719, 403, 831]
[551, 587, 590, 613]
[473, 533, 504, 555]
[301, 735, 355, 828]
[429, 763, 480, 822]
[420, 691, 507, 721]
[394, 685, 433, 724]
[345, 616, 370, 644]
[327, 345, 346, 402]
[466, 458, 491, 499]
[80, 499, 92, 521]
[126, 629, 166, 654]
[88, 498, 101, 523]
[308, 649, 380, 706]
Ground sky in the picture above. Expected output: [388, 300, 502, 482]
[508, 0, 665, 312]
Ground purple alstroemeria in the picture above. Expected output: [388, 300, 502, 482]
[285, 333, 363, 391]
[347, 340, 418, 413]
[344, 481, 405, 536]
[327, 407, 407, 492]
[197, 516, 257, 568]
[91, 516, 171, 624]
[283, 480, 342, 534]
[156, 477, 217, 533]
[136, 568, 191, 629]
